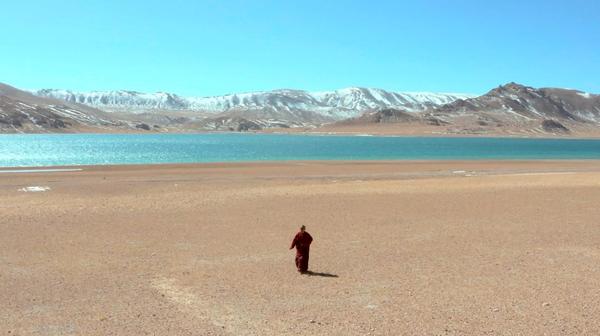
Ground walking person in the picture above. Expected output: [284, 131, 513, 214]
[290, 225, 313, 273]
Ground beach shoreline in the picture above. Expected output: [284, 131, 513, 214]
[6, 129, 600, 139]
[0, 159, 600, 179]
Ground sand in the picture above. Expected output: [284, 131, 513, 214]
[2, 161, 600, 335]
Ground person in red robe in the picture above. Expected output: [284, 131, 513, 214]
[290, 225, 313, 273]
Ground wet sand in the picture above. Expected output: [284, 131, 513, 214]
[2, 161, 600, 335]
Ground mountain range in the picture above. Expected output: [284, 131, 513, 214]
[33, 88, 473, 121]
[329, 83, 600, 136]
[1, 82, 599, 136]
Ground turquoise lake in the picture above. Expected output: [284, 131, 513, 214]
[2, 133, 600, 167]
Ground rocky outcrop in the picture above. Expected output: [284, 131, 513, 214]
[542, 119, 570, 133]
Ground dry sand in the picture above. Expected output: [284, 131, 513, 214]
[2, 161, 600, 335]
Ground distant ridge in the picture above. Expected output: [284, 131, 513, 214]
[0, 83, 125, 133]
[330, 83, 600, 137]
[2, 81, 599, 135]
[33, 87, 474, 121]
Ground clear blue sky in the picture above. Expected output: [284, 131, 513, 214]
[2, 0, 599, 96]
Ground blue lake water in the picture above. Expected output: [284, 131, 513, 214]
[1, 133, 600, 167]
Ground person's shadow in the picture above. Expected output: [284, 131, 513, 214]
[305, 271, 338, 278]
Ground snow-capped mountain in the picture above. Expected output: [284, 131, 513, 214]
[34, 89, 189, 110]
[434, 82, 600, 122]
[12, 82, 600, 136]
[34, 87, 474, 121]
[335, 83, 600, 136]
[0, 83, 125, 133]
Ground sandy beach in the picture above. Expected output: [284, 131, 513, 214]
[2, 161, 600, 335]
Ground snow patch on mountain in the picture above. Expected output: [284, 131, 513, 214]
[577, 92, 591, 99]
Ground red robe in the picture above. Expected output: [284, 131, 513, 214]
[290, 231, 313, 272]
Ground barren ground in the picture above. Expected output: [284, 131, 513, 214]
[2, 161, 600, 335]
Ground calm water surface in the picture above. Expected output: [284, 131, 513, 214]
[1, 133, 600, 167]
